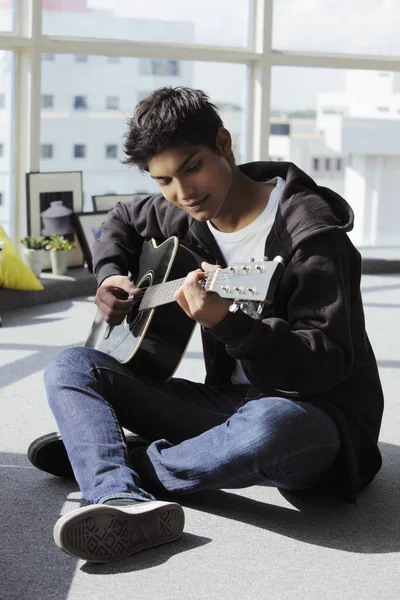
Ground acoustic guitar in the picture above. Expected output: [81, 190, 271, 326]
[85, 236, 283, 381]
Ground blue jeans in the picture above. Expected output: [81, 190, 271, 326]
[44, 347, 341, 504]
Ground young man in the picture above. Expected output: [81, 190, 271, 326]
[29, 86, 383, 563]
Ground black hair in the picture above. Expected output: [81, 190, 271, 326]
[122, 86, 224, 171]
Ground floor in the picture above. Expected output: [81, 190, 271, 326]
[1, 274, 399, 600]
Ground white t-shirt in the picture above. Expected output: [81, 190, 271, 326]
[207, 176, 286, 384]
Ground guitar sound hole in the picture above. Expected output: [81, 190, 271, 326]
[125, 277, 150, 335]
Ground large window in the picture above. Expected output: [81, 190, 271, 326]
[40, 54, 247, 211]
[41, 0, 251, 47]
[0, 1, 399, 248]
[0, 50, 14, 235]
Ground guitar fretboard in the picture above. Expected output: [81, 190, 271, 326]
[139, 273, 214, 311]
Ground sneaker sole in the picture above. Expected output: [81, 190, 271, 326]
[54, 501, 185, 563]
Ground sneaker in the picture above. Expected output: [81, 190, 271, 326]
[53, 500, 185, 563]
[27, 432, 150, 479]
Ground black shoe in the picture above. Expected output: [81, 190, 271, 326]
[27, 432, 150, 479]
[53, 500, 185, 563]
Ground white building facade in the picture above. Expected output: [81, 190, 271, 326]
[269, 71, 400, 246]
[318, 71, 400, 246]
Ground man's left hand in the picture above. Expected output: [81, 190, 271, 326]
[173, 262, 232, 328]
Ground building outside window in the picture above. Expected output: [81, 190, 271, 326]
[336, 158, 342, 171]
[0, 192, 3, 206]
[106, 96, 119, 110]
[106, 145, 118, 159]
[41, 144, 53, 159]
[313, 158, 320, 171]
[0, 143, 3, 158]
[75, 55, 88, 62]
[138, 59, 180, 76]
[325, 158, 331, 171]
[74, 96, 88, 110]
[0, 93, 5, 108]
[137, 91, 151, 103]
[166, 60, 179, 76]
[42, 53, 55, 61]
[41, 94, 54, 109]
[107, 56, 120, 64]
[74, 144, 86, 158]
[270, 122, 290, 135]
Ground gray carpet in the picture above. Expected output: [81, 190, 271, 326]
[1, 275, 399, 600]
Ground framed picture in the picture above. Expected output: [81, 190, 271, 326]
[26, 171, 85, 269]
[72, 211, 109, 272]
[92, 194, 133, 212]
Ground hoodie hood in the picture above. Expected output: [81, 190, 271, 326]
[239, 161, 354, 255]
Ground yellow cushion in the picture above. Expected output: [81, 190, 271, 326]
[0, 226, 43, 291]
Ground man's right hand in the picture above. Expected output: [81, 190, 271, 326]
[94, 275, 141, 325]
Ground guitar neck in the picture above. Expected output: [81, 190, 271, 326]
[139, 277, 188, 311]
[138, 259, 280, 311]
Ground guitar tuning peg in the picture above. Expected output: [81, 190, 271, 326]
[274, 255, 284, 264]
[229, 300, 241, 313]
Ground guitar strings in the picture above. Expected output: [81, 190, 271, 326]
[129, 271, 215, 306]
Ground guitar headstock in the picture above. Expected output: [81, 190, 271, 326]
[204, 257, 283, 302]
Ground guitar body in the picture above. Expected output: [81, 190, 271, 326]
[85, 237, 200, 381]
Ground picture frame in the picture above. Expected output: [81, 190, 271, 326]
[72, 211, 109, 272]
[26, 171, 85, 269]
[92, 194, 133, 212]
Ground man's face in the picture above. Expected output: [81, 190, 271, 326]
[148, 135, 233, 223]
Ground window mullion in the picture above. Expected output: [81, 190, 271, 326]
[13, 0, 43, 241]
[249, 0, 273, 162]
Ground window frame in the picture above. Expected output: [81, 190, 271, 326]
[1, 0, 400, 245]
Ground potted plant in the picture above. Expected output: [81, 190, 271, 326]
[45, 235, 76, 276]
[20, 235, 47, 277]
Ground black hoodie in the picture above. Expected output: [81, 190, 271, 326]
[93, 161, 384, 501]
